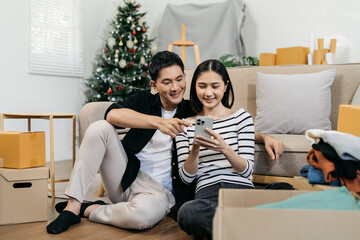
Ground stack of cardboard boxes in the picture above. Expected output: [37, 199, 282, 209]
[0, 131, 49, 225]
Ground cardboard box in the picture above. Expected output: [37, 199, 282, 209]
[0, 131, 46, 168]
[293, 176, 337, 191]
[276, 46, 310, 65]
[213, 189, 358, 240]
[259, 53, 276, 66]
[337, 104, 360, 137]
[0, 167, 49, 225]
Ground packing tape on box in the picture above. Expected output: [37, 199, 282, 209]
[30, 132, 37, 140]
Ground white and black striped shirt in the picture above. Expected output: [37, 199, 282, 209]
[176, 108, 255, 193]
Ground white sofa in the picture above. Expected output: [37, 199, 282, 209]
[79, 63, 360, 184]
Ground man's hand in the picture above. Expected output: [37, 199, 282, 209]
[263, 135, 285, 163]
[157, 118, 192, 138]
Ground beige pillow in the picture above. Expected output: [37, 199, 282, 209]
[255, 69, 336, 134]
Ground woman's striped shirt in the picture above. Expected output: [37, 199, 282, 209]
[175, 108, 255, 193]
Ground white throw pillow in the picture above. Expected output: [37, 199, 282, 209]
[255, 69, 336, 134]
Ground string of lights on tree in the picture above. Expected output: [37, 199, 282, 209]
[85, 0, 157, 103]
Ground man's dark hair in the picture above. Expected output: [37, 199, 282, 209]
[149, 51, 184, 81]
[190, 59, 234, 113]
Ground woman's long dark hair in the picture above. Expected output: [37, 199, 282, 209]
[190, 59, 234, 113]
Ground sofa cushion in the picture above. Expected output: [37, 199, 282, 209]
[254, 134, 312, 177]
[255, 69, 336, 134]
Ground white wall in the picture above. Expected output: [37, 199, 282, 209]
[139, 0, 360, 64]
[0, 1, 82, 162]
[1, 0, 360, 162]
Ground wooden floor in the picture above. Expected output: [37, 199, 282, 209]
[0, 160, 191, 240]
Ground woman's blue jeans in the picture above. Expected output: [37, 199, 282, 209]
[177, 182, 253, 240]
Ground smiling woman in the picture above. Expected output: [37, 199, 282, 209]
[175, 59, 254, 239]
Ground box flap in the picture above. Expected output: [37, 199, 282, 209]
[0, 131, 24, 135]
[0, 131, 45, 135]
[0, 167, 49, 181]
[219, 189, 309, 208]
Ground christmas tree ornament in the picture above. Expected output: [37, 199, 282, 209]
[130, 48, 135, 53]
[137, 27, 141, 31]
[111, 97, 116, 102]
[138, 18, 144, 26]
[126, 40, 134, 48]
[107, 88, 113, 94]
[127, 16, 132, 21]
[134, 38, 138, 44]
[109, 35, 118, 43]
[118, 84, 123, 91]
[132, 30, 136, 35]
[119, 41, 123, 46]
[97, 94, 101, 99]
[119, 59, 127, 68]
[115, 53, 119, 58]
[140, 56, 145, 64]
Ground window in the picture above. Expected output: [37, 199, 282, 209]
[29, 0, 84, 78]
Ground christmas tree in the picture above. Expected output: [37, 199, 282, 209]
[85, 0, 156, 103]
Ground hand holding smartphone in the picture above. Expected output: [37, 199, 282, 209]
[194, 116, 213, 143]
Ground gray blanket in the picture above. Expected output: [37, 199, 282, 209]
[158, 0, 246, 69]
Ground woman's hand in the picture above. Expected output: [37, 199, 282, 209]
[194, 128, 230, 153]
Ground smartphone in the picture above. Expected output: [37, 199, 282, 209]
[194, 116, 213, 140]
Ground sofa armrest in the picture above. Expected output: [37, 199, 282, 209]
[79, 102, 113, 145]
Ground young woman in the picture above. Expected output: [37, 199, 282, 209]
[175, 59, 255, 239]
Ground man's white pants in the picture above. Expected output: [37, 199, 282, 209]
[65, 120, 175, 230]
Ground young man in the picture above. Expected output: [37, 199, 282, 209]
[47, 51, 284, 234]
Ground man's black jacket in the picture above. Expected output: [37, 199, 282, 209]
[104, 91, 196, 213]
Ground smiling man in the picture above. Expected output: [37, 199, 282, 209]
[46, 51, 285, 234]
[47, 51, 195, 234]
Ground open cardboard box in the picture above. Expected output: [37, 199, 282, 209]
[213, 189, 358, 240]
